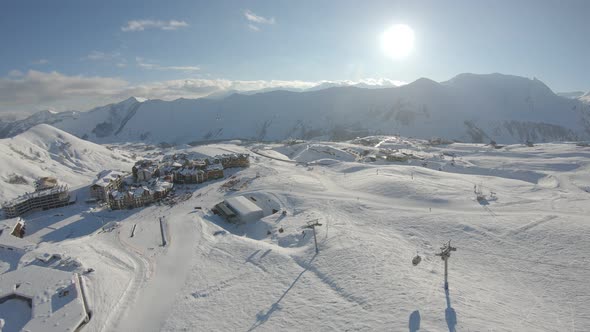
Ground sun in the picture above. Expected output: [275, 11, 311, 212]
[381, 24, 415, 59]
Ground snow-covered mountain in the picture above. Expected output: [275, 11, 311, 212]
[580, 91, 590, 104]
[557, 91, 586, 99]
[0, 97, 144, 140]
[2, 73, 590, 144]
[0, 124, 133, 202]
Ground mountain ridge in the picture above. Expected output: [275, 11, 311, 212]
[1, 73, 589, 144]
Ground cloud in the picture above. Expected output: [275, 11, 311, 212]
[244, 10, 275, 31]
[0, 70, 405, 115]
[83, 50, 122, 61]
[247, 24, 260, 32]
[8, 70, 24, 77]
[244, 10, 275, 24]
[124, 78, 318, 101]
[31, 59, 49, 65]
[121, 19, 189, 32]
[0, 70, 129, 113]
[135, 57, 200, 72]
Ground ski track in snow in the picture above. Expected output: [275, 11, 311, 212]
[98, 230, 152, 332]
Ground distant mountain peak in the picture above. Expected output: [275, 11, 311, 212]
[120, 96, 146, 102]
[0, 73, 588, 144]
[408, 77, 440, 88]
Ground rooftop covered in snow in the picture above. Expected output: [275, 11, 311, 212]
[0, 265, 89, 332]
[91, 170, 125, 187]
[223, 196, 264, 223]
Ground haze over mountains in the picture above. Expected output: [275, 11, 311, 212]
[2, 73, 589, 144]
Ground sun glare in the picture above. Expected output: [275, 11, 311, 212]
[381, 24, 415, 59]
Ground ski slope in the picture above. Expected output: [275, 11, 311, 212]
[1, 135, 589, 331]
[0, 124, 133, 202]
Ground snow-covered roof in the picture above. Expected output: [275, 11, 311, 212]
[179, 167, 204, 175]
[152, 180, 173, 192]
[216, 153, 249, 160]
[0, 221, 34, 252]
[132, 186, 151, 196]
[92, 170, 124, 187]
[109, 190, 126, 200]
[206, 164, 224, 171]
[0, 265, 89, 332]
[224, 196, 263, 216]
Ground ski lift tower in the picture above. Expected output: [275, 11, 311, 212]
[435, 240, 457, 290]
[303, 219, 322, 254]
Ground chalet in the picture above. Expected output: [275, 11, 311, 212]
[173, 167, 205, 184]
[108, 180, 173, 210]
[152, 180, 174, 200]
[205, 163, 224, 180]
[217, 153, 250, 168]
[137, 165, 158, 182]
[132, 160, 159, 182]
[89, 170, 124, 202]
[188, 159, 207, 169]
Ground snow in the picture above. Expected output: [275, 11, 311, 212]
[224, 196, 264, 223]
[1, 126, 590, 331]
[92, 170, 125, 188]
[0, 124, 133, 203]
[3, 73, 590, 144]
[0, 221, 34, 255]
[0, 265, 88, 332]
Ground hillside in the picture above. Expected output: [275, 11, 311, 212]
[2, 74, 590, 144]
[0, 124, 134, 202]
[1, 137, 589, 331]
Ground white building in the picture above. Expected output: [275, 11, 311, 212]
[220, 196, 264, 223]
[0, 265, 90, 332]
[89, 170, 124, 202]
[0, 220, 34, 256]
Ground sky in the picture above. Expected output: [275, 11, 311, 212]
[0, 0, 589, 116]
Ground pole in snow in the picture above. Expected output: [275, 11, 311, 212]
[303, 219, 322, 254]
[435, 240, 457, 290]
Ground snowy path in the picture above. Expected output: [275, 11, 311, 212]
[98, 229, 152, 332]
[115, 212, 198, 332]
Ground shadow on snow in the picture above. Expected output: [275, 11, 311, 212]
[445, 288, 457, 332]
[247, 253, 318, 331]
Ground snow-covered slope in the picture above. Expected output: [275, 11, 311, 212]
[2, 137, 590, 331]
[2, 74, 590, 144]
[580, 91, 590, 104]
[12, 139, 590, 331]
[0, 97, 144, 139]
[0, 124, 133, 202]
[557, 91, 586, 99]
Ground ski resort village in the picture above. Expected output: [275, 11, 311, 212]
[3, 0, 590, 329]
[0, 120, 589, 331]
